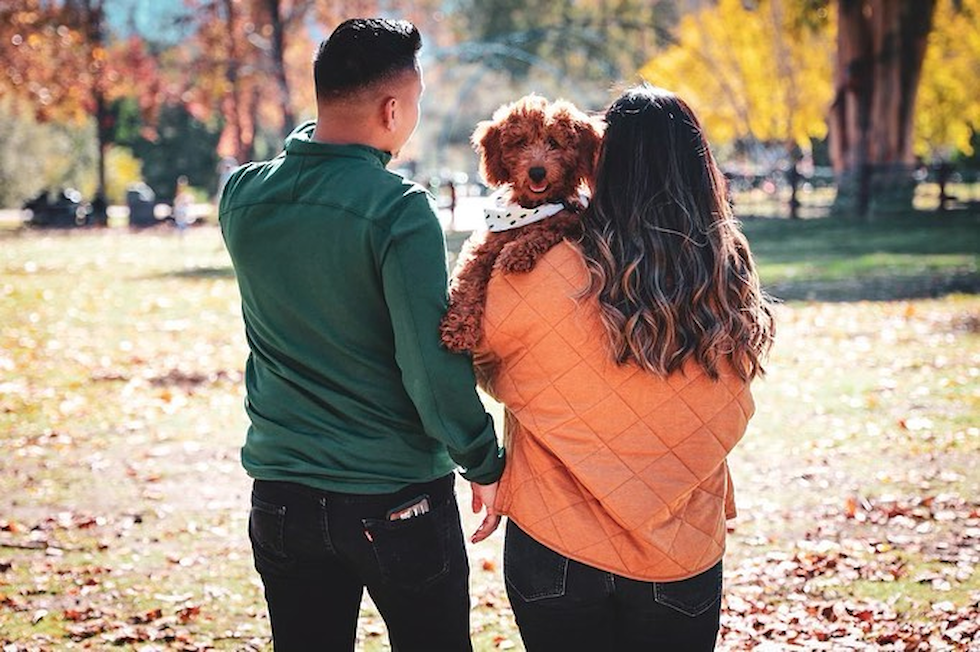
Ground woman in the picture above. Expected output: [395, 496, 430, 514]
[473, 85, 775, 650]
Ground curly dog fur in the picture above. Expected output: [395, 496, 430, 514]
[440, 95, 603, 353]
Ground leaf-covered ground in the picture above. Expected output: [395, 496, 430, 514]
[1, 226, 978, 651]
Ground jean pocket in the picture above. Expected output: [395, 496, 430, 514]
[362, 500, 455, 591]
[249, 495, 287, 561]
[653, 560, 723, 617]
[503, 522, 568, 602]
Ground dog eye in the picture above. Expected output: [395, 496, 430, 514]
[547, 137, 560, 149]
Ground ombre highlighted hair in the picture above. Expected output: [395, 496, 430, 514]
[578, 85, 774, 381]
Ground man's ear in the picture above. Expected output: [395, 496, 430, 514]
[471, 120, 508, 186]
[382, 96, 398, 132]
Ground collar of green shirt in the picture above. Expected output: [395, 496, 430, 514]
[284, 121, 393, 167]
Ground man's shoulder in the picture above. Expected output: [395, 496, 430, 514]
[373, 175, 438, 224]
[221, 157, 284, 199]
[219, 150, 435, 228]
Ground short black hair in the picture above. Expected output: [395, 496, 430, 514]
[314, 18, 421, 101]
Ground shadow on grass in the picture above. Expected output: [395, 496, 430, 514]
[154, 266, 236, 280]
[741, 212, 980, 302]
[765, 272, 980, 303]
[741, 212, 979, 264]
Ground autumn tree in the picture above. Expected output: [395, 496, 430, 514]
[181, 0, 262, 165]
[640, 0, 834, 155]
[184, 1, 407, 164]
[0, 0, 159, 212]
[645, 0, 974, 217]
[456, 0, 673, 82]
[914, 0, 980, 160]
[264, 0, 312, 135]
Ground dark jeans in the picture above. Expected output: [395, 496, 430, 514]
[249, 475, 471, 651]
[504, 521, 722, 651]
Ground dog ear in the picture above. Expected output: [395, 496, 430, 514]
[575, 117, 604, 178]
[566, 111, 604, 190]
[471, 120, 508, 187]
[550, 101, 604, 186]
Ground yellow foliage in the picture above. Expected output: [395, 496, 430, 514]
[916, 0, 980, 156]
[639, 0, 834, 149]
[77, 146, 142, 204]
[107, 146, 143, 205]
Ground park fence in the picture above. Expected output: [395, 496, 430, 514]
[725, 166, 980, 219]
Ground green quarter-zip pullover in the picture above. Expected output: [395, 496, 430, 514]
[219, 122, 503, 492]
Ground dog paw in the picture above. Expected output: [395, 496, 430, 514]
[497, 244, 538, 273]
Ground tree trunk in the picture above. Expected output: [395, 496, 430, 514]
[828, 0, 936, 218]
[94, 90, 109, 225]
[221, 0, 248, 164]
[85, 0, 108, 217]
[266, 0, 296, 137]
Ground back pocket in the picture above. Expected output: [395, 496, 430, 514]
[362, 501, 455, 590]
[653, 560, 723, 617]
[503, 521, 568, 602]
[249, 495, 288, 572]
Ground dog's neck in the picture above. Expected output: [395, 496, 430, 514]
[484, 188, 589, 233]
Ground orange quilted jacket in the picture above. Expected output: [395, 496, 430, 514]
[476, 241, 755, 582]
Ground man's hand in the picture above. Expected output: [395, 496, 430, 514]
[469, 481, 501, 543]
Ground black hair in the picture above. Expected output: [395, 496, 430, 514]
[314, 18, 421, 101]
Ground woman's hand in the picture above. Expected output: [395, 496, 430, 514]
[469, 481, 501, 543]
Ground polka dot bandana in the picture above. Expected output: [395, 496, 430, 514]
[483, 188, 574, 232]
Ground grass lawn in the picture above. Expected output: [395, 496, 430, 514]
[742, 213, 980, 301]
[1, 214, 978, 650]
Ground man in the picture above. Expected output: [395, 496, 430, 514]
[219, 18, 503, 651]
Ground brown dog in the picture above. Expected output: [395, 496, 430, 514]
[439, 95, 602, 353]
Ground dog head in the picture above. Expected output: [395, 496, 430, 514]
[472, 95, 603, 208]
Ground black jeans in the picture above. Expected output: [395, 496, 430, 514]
[504, 521, 722, 651]
[249, 475, 471, 651]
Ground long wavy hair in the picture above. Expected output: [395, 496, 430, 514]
[578, 85, 774, 381]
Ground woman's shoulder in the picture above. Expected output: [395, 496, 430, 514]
[488, 238, 586, 284]
[487, 240, 588, 302]
[532, 239, 588, 280]
[485, 240, 590, 326]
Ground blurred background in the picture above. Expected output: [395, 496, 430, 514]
[1, 0, 978, 229]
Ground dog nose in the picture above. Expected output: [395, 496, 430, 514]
[529, 167, 546, 182]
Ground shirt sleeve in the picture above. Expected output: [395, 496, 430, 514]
[378, 190, 504, 484]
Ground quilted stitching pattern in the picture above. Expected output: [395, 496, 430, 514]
[480, 242, 754, 582]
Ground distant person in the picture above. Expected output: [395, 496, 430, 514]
[172, 175, 193, 233]
[936, 160, 955, 211]
[218, 18, 503, 651]
[786, 158, 802, 219]
[471, 85, 775, 651]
